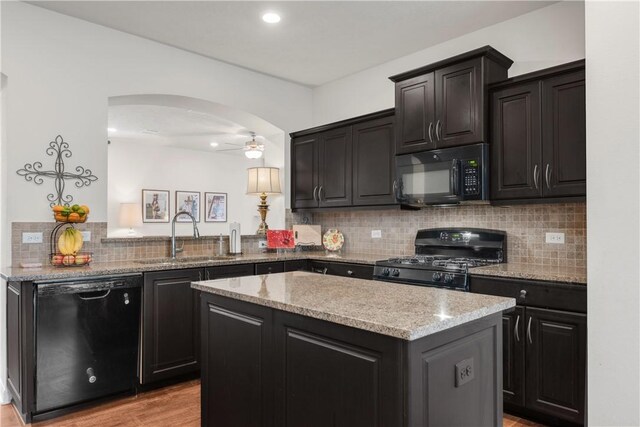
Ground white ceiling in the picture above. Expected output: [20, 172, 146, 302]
[108, 94, 281, 154]
[30, 1, 556, 86]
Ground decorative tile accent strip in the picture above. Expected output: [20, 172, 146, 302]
[311, 203, 586, 267]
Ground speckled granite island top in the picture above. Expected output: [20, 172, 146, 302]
[471, 263, 587, 285]
[192, 271, 515, 340]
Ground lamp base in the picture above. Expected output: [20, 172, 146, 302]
[256, 193, 269, 235]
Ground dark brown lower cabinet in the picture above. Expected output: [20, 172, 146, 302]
[201, 293, 503, 427]
[503, 306, 526, 407]
[525, 307, 586, 424]
[309, 260, 374, 279]
[141, 268, 203, 384]
[255, 261, 285, 275]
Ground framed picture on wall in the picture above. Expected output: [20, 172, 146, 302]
[175, 191, 200, 222]
[142, 189, 170, 223]
[205, 192, 227, 222]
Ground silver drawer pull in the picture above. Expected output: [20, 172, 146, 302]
[347, 270, 353, 276]
[514, 315, 520, 342]
[527, 317, 533, 344]
[519, 290, 527, 299]
[87, 367, 97, 384]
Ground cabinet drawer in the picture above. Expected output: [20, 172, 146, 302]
[284, 259, 309, 272]
[469, 275, 586, 313]
[310, 261, 373, 280]
[206, 264, 254, 280]
[255, 262, 285, 275]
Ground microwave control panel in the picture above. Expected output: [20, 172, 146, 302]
[462, 159, 480, 195]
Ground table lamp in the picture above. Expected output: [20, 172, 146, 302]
[246, 167, 281, 235]
[119, 203, 142, 237]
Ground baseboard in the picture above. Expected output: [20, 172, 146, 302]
[0, 381, 11, 404]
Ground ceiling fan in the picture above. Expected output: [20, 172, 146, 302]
[214, 132, 265, 159]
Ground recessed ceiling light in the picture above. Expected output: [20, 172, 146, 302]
[210, 142, 219, 147]
[262, 12, 281, 24]
[107, 127, 117, 133]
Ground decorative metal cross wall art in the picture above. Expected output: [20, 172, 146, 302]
[16, 135, 98, 207]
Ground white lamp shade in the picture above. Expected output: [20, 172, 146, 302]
[246, 167, 281, 195]
[119, 203, 142, 228]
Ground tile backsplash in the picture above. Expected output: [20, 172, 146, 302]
[311, 203, 586, 267]
[11, 203, 586, 267]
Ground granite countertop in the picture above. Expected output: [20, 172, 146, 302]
[1, 251, 386, 282]
[471, 263, 587, 285]
[192, 271, 515, 341]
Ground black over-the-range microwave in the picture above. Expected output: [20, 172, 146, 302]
[395, 143, 489, 207]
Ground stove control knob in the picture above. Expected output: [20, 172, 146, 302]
[382, 268, 390, 276]
[392, 269, 400, 277]
[432, 272, 442, 281]
[443, 273, 454, 284]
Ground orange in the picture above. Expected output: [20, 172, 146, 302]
[68, 212, 80, 222]
[52, 205, 65, 213]
[80, 205, 90, 214]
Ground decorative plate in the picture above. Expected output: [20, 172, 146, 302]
[322, 229, 344, 252]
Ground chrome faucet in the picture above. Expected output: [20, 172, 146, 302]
[171, 211, 200, 259]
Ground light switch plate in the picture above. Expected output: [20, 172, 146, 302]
[371, 230, 382, 239]
[22, 232, 43, 244]
[258, 240, 267, 249]
[545, 232, 565, 244]
[81, 231, 91, 242]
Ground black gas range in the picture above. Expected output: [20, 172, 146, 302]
[373, 228, 506, 291]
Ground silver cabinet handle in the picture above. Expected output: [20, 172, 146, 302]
[318, 186, 324, 201]
[428, 122, 434, 143]
[514, 315, 520, 342]
[519, 290, 527, 299]
[392, 180, 398, 196]
[205, 270, 210, 280]
[527, 317, 533, 344]
[545, 164, 551, 189]
[435, 120, 442, 141]
[198, 271, 202, 281]
[347, 270, 353, 276]
[533, 165, 539, 190]
[312, 186, 318, 201]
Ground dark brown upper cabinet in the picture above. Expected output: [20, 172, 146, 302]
[390, 46, 513, 154]
[491, 60, 585, 203]
[290, 109, 396, 210]
[352, 114, 396, 205]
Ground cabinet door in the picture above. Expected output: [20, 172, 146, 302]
[541, 70, 586, 197]
[502, 306, 525, 407]
[7, 283, 22, 408]
[490, 82, 543, 200]
[201, 295, 273, 427]
[352, 115, 397, 206]
[291, 136, 319, 209]
[525, 307, 586, 424]
[318, 126, 352, 207]
[395, 73, 436, 154]
[435, 58, 484, 148]
[142, 269, 202, 384]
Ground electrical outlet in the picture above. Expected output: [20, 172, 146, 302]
[545, 232, 565, 244]
[455, 358, 474, 387]
[371, 230, 382, 239]
[258, 240, 267, 249]
[81, 231, 91, 242]
[22, 232, 43, 244]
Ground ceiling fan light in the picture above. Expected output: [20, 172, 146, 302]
[245, 149, 263, 159]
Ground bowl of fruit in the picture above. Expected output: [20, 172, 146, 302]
[52, 204, 90, 223]
[51, 226, 92, 267]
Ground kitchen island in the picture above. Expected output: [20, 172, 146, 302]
[193, 271, 515, 427]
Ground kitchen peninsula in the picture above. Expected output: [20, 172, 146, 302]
[193, 271, 515, 427]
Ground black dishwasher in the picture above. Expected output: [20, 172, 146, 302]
[35, 274, 141, 414]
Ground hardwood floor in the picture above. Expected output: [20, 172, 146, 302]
[0, 380, 546, 426]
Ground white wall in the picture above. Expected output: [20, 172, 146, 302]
[1, 1, 312, 227]
[312, 1, 585, 125]
[586, 2, 640, 425]
[107, 139, 285, 237]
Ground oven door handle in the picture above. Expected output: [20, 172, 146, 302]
[451, 159, 460, 196]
